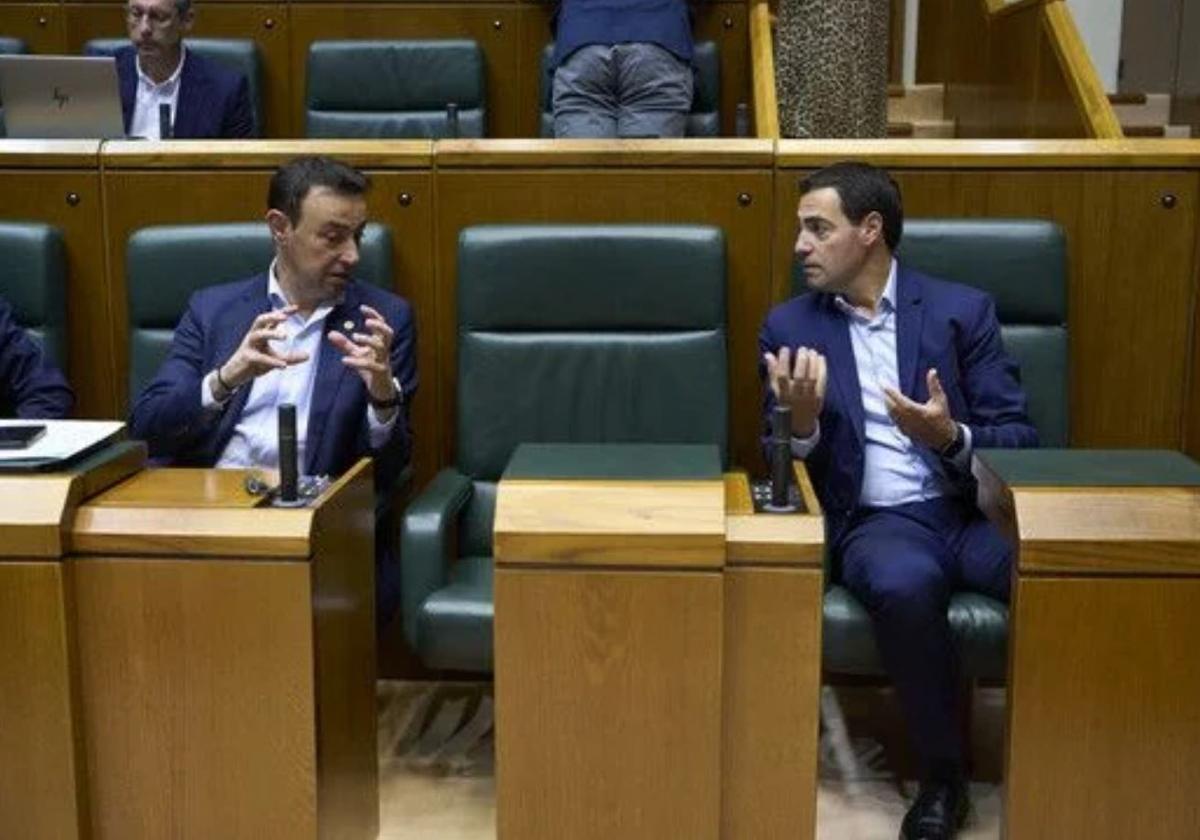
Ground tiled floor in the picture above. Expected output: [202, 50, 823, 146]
[377, 681, 1004, 839]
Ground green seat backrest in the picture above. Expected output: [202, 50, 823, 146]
[0, 221, 67, 368]
[0, 37, 28, 138]
[125, 222, 393, 404]
[791, 218, 1069, 447]
[306, 39, 485, 139]
[455, 224, 728, 557]
[538, 40, 720, 137]
[84, 38, 264, 137]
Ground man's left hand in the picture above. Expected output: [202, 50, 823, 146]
[328, 303, 398, 407]
[882, 368, 957, 451]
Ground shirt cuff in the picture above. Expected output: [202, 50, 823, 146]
[202, 370, 229, 410]
[789, 420, 821, 459]
[946, 423, 973, 473]
[366, 378, 401, 448]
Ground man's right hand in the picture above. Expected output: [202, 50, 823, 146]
[218, 307, 310, 389]
[763, 346, 827, 438]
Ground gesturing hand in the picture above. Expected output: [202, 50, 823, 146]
[327, 303, 397, 404]
[220, 307, 310, 389]
[763, 346, 827, 437]
[882, 368, 958, 451]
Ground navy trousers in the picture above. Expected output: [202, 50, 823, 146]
[836, 496, 1012, 781]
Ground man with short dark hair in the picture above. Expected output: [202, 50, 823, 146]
[0, 295, 73, 418]
[130, 155, 417, 628]
[550, 0, 696, 138]
[115, 0, 253, 138]
[759, 162, 1036, 839]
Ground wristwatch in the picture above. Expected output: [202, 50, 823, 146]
[369, 377, 403, 410]
[939, 423, 966, 460]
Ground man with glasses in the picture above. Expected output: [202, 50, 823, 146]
[115, 0, 253, 138]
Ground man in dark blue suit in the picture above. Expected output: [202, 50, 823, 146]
[760, 162, 1036, 840]
[130, 156, 417, 629]
[0, 296, 73, 418]
[550, 0, 695, 137]
[116, 0, 253, 138]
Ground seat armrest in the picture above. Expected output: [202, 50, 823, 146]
[399, 467, 475, 649]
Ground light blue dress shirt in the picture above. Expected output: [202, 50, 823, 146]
[791, 260, 971, 507]
[202, 262, 396, 470]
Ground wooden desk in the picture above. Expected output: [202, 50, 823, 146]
[67, 460, 379, 840]
[493, 445, 823, 840]
[0, 441, 144, 840]
[974, 449, 1200, 839]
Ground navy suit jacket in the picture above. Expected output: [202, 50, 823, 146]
[128, 274, 417, 499]
[0, 296, 73, 419]
[115, 46, 254, 139]
[758, 264, 1037, 547]
[551, 0, 695, 67]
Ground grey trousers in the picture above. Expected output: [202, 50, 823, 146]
[552, 42, 694, 138]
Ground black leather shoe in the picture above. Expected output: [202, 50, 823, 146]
[898, 781, 968, 840]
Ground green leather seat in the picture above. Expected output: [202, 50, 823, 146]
[401, 224, 728, 672]
[124, 222, 393, 406]
[305, 40, 485, 139]
[538, 40, 721, 137]
[795, 219, 1069, 681]
[0, 221, 68, 368]
[0, 37, 27, 138]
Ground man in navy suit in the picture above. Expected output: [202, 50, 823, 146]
[116, 0, 253, 138]
[760, 162, 1036, 840]
[0, 295, 73, 418]
[130, 156, 417, 629]
[550, 0, 695, 138]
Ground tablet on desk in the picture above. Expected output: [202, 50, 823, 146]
[0, 424, 46, 449]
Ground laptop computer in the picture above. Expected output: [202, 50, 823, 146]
[0, 55, 124, 139]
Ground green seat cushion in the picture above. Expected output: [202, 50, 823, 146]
[0, 221, 67, 366]
[306, 39, 485, 139]
[417, 555, 494, 673]
[823, 585, 1009, 681]
[977, 448, 1200, 486]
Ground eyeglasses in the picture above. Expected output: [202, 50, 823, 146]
[126, 6, 178, 27]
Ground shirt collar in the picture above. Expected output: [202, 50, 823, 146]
[135, 44, 186, 93]
[267, 260, 344, 323]
[834, 258, 898, 321]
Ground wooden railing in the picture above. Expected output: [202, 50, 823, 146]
[919, 0, 1122, 138]
[748, 1, 779, 139]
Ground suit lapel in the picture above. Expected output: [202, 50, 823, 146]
[305, 285, 358, 473]
[820, 297, 866, 447]
[173, 53, 205, 138]
[118, 51, 136, 133]
[895, 265, 925, 399]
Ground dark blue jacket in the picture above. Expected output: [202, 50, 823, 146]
[0, 296, 73, 419]
[115, 45, 254, 139]
[551, 0, 694, 67]
[759, 264, 1037, 547]
[128, 274, 417, 498]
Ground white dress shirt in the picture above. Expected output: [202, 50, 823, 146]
[791, 259, 971, 507]
[201, 262, 397, 470]
[129, 47, 185, 140]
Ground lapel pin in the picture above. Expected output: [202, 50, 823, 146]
[342, 320, 355, 332]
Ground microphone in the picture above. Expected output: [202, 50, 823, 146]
[158, 103, 172, 140]
[766, 404, 798, 513]
[278, 403, 301, 506]
[446, 102, 459, 139]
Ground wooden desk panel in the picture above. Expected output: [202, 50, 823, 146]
[1007, 577, 1200, 839]
[289, 5, 522, 139]
[0, 161, 114, 418]
[100, 164, 440, 486]
[0, 562, 88, 840]
[495, 567, 723, 840]
[0, 3, 66, 53]
[62, 3, 293, 138]
[435, 160, 774, 474]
